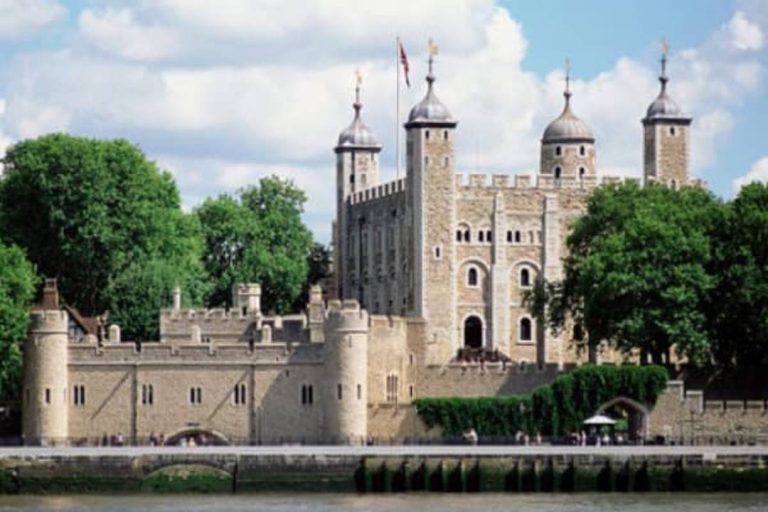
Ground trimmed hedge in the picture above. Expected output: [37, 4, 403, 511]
[414, 364, 668, 436]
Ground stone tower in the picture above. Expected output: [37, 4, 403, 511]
[404, 50, 458, 356]
[334, 76, 381, 300]
[322, 300, 368, 444]
[642, 46, 691, 187]
[540, 62, 596, 182]
[22, 280, 69, 445]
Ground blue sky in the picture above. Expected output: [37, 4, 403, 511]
[0, 0, 766, 242]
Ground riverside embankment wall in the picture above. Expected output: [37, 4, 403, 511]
[2, 447, 768, 493]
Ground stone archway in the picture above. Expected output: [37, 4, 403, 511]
[463, 316, 483, 349]
[597, 397, 650, 441]
[163, 427, 231, 446]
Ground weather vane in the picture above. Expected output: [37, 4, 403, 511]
[660, 37, 670, 77]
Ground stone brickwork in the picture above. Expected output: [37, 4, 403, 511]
[24, 55, 736, 447]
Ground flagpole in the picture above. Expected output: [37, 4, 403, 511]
[395, 36, 401, 180]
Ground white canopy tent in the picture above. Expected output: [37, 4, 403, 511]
[583, 414, 616, 426]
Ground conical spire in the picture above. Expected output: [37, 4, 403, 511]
[336, 70, 380, 149]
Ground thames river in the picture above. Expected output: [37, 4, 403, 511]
[0, 494, 766, 512]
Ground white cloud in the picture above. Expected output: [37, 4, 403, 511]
[727, 11, 764, 51]
[0, 1, 765, 241]
[79, 8, 180, 61]
[733, 157, 768, 192]
[0, 0, 65, 39]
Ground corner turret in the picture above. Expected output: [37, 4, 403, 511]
[642, 40, 692, 188]
[322, 300, 368, 444]
[540, 60, 596, 183]
[22, 279, 69, 445]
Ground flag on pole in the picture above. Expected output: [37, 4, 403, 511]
[399, 42, 411, 87]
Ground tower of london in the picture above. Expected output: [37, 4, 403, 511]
[22, 51, 701, 446]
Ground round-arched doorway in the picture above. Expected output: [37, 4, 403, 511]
[463, 316, 483, 349]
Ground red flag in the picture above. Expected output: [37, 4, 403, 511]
[399, 42, 411, 88]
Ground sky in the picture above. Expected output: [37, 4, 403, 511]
[0, 0, 767, 243]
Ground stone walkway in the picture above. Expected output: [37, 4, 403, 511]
[0, 445, 766, 458]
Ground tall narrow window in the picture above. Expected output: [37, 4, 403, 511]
[478, 231, 484, 242]
[337, 384, 343, 400]
[73, 385, 86, 406]
[520, 268, 531, 288]
[234, 383, 247, 405]
[486, 230, 492, 242]
[357, 384, 362, 400]
[555, 146, 562, 156]
[467, 267, 478, 287]
[554, 167, 562, 179]
[515, 231, 521, 243]
[386, 374, 399, 403]
[142, 384, 154, 405]
[189, 387, 202, 405]
[507, 231, 512, 243]
[580, 145, 586, 156]
[520, 318, 532, 342]
[45, 388, 50, 404]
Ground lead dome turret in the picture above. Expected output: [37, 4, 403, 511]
[336, 88, 380, 149]
[542, 89, 594, 144]
[539, 61, 596, 181]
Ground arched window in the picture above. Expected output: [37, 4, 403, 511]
[554, 167, 562, 179]
[580, 145, 586, 156]
[555, 146, 562, 156]
[514, 231, 521, 243]
[507, 231, 512, 243]
[467, 267, 478, 287]
[463, 316, 483, 349]
[464, 230, 470, 242]
[520, 268, 531, 288]
[520, 318, 532, 342]
[579, 167, 586, 178]
[478, 231, 484, 242]
[456, 230, 462, 242]
[486, 230, 492, 242]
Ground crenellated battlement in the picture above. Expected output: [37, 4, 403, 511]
[452, 173, 639, 191]
[347, 178, 406, 205]
[29, 309, 69, 333]
[324, 300, 368, 333]
[68, 340, 325, 364]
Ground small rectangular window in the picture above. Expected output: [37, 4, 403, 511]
[45, 388, 51, 404]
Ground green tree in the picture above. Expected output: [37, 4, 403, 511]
[0, 134, 204, 340]
[707, 183, 768, 367]
[0, 243, 39, 400]
[528, 182, 721, 365]
[196, 176, 313, 313]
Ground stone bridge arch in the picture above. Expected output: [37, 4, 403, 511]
[163, 427, 231, 446]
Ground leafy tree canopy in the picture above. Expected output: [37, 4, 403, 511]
[0, 243, 38, 400]
[0, 134, 204, 340]
[706, 183, 768, 367]
[528, 183, 723, 366]
[196, 176, 313, 313]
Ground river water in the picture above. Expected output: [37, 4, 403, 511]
[0, 494, 766, 512]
